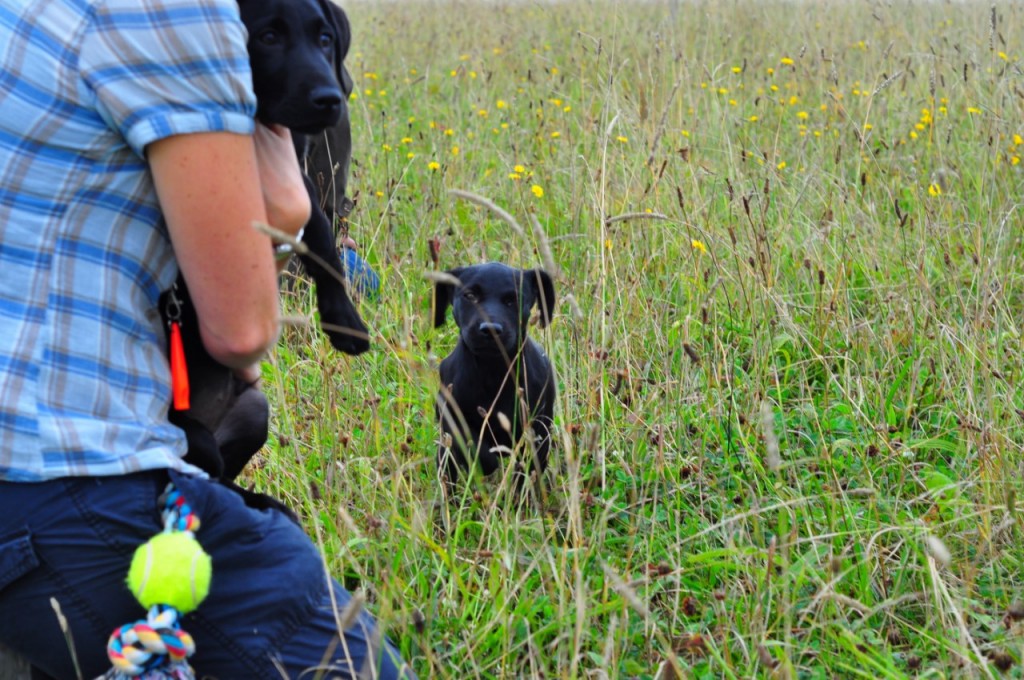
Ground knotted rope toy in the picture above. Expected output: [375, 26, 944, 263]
[99, 484, 211, 680]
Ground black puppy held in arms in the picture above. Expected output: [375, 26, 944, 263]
[162, 0, 363, 514]
[238, 0, 369, 356]
[433, 263, 557, 495]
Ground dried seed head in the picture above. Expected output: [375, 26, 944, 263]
[990, 651, 1014, 672]
[757, 644, 778, 668]
[926, 535, 952, 567]
[760, 402, 782, 471]
[412, 609, 426, 634]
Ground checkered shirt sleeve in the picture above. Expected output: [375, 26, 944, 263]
[0, 0, 257, 480]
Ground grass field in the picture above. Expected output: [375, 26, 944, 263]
[252, 1, 1024, 677]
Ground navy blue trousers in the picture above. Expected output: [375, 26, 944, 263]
[0, 470, 414, 679]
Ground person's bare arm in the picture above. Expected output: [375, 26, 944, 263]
[147, 128, 309, 370]
[251, 123, 314, 274]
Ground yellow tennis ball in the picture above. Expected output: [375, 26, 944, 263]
[126, 532, 212, 614]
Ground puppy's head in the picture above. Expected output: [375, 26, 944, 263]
[433, 263, 556, 356]
[238, 0, 348, 134]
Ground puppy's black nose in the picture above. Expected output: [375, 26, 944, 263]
[478, 321, 504, 337]
[310, 86, 342, 111]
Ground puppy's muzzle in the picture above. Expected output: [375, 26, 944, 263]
[310, 86, 342, 112]
[477, 321, 504, 337]
[464, 320, 514, 355]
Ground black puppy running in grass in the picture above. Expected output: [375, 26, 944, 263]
[433, 264, 557, 497]
[164, 0, 365, 511]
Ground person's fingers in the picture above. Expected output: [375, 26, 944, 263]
[252, 123, 310, 234]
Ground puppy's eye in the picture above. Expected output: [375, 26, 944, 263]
[256, 29, 279, 46]
[319, 31, 334, 49]
[502, 295, 517, 307]
[462, 290, 478, 303]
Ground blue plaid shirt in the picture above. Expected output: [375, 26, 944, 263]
[0, 0, 257, 480]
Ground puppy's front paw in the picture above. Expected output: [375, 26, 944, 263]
[322, 318, 370, 355]
[319, 298, 371, 355]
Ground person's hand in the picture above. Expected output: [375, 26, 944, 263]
[233, 363, 262, 386]
[253, 123, 310, 236]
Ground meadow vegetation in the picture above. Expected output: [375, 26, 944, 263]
[253, 1, 1024, 676]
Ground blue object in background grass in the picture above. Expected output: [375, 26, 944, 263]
[342, 247, 380, 300]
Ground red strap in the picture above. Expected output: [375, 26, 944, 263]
[169, 321, 190, 410]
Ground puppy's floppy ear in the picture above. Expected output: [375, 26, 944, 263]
[329, 2, 352, 62]
[433, 268, 464, 328]
[318, 0, 352, 82]
[339, 64, 354, 97]
[525, 269, 556, 327]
